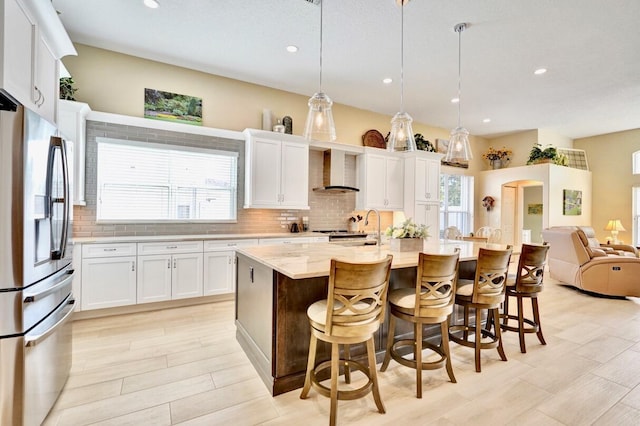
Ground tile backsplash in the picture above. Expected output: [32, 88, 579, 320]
[73, 121, 373, 238]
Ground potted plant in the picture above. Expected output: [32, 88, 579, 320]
[482, 146, 512, 169]
[414, 133, 436, 152]
[385, 218, 429, 252]
[59, 77, 78, 101]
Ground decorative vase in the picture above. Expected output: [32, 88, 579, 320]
[390, 238, 424, 252]
[491, 159, 502, 169]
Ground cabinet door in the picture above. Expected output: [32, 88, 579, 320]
[385, 156, 404, 209]
[172, 252, 203, 299]
[279, 141, 309, 208]
[137, 254, 172, 304]
[1, 0, 36, 107]
[34, 35, 56, 123]
[81, 256, 136, 310]
[203, 251, 234, 295]
[415, 157, 439, 202]
[248, 138, 281, 207]
[364, 154, 388, 209]
[415, 202, 440, 232]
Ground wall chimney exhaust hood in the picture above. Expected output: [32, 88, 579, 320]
[313, 150, 359, 193]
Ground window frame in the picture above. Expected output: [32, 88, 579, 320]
[439, 173, 474, 237]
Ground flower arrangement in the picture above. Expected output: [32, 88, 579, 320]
[385, 218, 429, 239]
[482, 146, 512, 161]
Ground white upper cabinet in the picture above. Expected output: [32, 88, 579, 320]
[403, 150, 443, 229]
[356, 148, 404, 211]
[0, 0, 75, 123]
[244, 129, 309, 209]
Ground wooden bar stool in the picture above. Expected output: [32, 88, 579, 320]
[501, 243, 550, 353]
[300, 255, 393, 426]
[381, 249, 460, 398]
[449, 246, 512, 372]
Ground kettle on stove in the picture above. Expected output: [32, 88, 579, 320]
[290, 222, 300, 233]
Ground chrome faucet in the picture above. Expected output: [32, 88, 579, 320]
[364, 209, 381, 246]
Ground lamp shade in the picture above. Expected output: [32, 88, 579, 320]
[387, 111, 416, 152]
[605, 219, 626, 232]
[303, 92, 336, 142]
[444, 126, 472, 162]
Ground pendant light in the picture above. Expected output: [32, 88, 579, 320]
[387, 0, 416, 152]
[445, 22, 473, 163]
[303, 0, 336, 142]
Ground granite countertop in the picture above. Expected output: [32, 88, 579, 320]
[73, 232, 325, 244]
[237, 239, 500, 279]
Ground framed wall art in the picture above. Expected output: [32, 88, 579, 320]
[563, 189, 582, 215]
[144, 88, 202, 126]
[528, 204, 543, 215]
[436, 138, 469, 168]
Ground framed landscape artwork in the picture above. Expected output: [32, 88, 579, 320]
[144, 88, 202, 126]
[528, 204, 543, 215]
[563, 189, 582, 215]
[436, 139, 469, 168]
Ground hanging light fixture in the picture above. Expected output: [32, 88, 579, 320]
[387, 0, 416, 152]
[303, 0, 336, 142]
[445, 22, 473, 163]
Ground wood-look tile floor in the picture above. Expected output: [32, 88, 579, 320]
[44, 277, 640, 426]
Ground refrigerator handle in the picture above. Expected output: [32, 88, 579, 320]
[49, 136, 70, 260]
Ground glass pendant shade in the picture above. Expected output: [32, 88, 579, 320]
[387, 111, 416, 152]
[445, 126, 472, 162]
[303, 91, 336, 142]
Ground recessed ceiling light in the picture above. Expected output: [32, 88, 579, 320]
[144, 0, 159, 8]
[451, 97, 459, 103]
[483, 118, 491, 123]
[382, 78, 393, 84]
[534, 68, 547, 75]
[286, 45, 298, 53]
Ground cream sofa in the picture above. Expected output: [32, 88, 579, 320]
[541, 227, 640, 297]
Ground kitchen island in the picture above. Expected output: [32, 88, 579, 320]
[235, 239, 501, 395]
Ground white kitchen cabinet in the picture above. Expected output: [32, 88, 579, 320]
[244, 129, 309, 209]
[137, 241, 204, 303]
[58, 100, 91, 205]
[33, 34, 57, 122]
[0, 0, 36, 109]
[203, 239, 258, 296]
[81, 243, 137, 310]
[356, 148, 404, 210]
[403, 151, 443, 230]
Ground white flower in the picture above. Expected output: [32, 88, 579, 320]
[385, 218, 430, 239]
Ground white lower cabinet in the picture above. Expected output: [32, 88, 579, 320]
[81, 243, 137, 310]
[203, 239, 258, 296]
[137, 242, 204, 303]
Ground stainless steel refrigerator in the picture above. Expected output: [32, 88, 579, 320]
[0, 92, 75, 426]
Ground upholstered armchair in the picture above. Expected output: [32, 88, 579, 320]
[576, 226, 638, 257]
[541, 227, 640, 297]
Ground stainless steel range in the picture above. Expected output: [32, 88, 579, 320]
[0, 98, 75, 426]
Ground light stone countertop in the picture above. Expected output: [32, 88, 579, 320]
[73, 232, 324, 244]
[237, 239, 507, 279]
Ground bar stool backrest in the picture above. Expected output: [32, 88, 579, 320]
[515, 243, 550, 293]
[415, 249, 460, 317]
[324, 255, 393, 338]
[472, 246, 513, 305]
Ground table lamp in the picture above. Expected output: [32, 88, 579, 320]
[604, 219, 625, 244]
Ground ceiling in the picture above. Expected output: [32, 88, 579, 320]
[53, 0, 640, 139]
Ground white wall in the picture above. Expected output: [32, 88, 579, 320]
[523, 186, 543, 243]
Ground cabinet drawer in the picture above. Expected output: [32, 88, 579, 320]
[138, 241, 204, 255]
[82, 243, 137, 258]
[204, 239, 259, 252]
[259, 237, 310, 245]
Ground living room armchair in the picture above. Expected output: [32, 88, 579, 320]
[576, 226, 638, 257]
[541, 227, 640, 297]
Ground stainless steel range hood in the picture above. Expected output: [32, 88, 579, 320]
[313, 150, 359, 193]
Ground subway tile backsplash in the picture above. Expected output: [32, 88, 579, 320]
[74, 121, 362, 237]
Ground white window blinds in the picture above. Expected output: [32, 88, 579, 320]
[96, 138, 237, 222]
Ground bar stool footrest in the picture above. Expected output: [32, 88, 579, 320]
[389, 339, 447, 371]
[310, 359, 374, 401]
[449, 324, 500, 349]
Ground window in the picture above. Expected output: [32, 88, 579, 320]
[96, 138, 238, 222]
[633, 151, 640, 175]
[439, 174, 474, 237]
